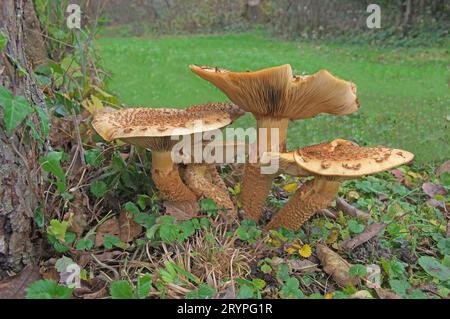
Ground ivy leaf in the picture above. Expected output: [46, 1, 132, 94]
[110, 280, 134, 299]
[0, 86, 33, 135]
[26, 280, 73, 299]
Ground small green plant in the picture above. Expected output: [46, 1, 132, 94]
[236, 220, 262, 244]
[110, 274, 152, 299]
[26, 280, 73, 299]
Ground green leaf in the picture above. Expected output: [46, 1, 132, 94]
[39, 151, 66, 184]
[76, 238, 94, 251]
[124, 201, 140, 215]
[84, 148, 104, 168]
[137, 274, 152, 299]
[349, 264, 368, 278]
[34, 207, 45, 228]
[348, 220, 365, 234]
[280, 277, 304, 299]
[110, 280, 134, 299]
[186, 284, 216, 299]
[0, 86, 34, 135]
[103, 235, 123, 249]
[47, 219, 69, 241]
[389, 279, 410, 297]
[0, 32, 7, 52]
[437, 238, 450, 255]
[159, 223, 180, 243]
[260, 264, 272, 274]
[200, 198, 217, 212]
[90, 180, 108, 198]
[237, 285, 254, 299]
[26, 280, 73, 299]
[418, 256, 450, 282]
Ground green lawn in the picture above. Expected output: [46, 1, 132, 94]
[95, 32, 449, 164]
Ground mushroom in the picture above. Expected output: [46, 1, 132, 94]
[91, 102, 242, 203]
[190, 64, 359, 221]
[180, 106, 245, 212]
[262, 139, 414, 230]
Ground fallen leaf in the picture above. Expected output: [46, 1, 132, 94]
[436, 160, 450, 178]
[163, 200, 199, 221]
[341, 223, 387, 251]
[336, 197, 370, 220]
[118, 210, 142, 242]
[0, 266, 41, 299]
[375, 287, 402, 299]
[350, 290, 374, 299]
[288, 259, 319, 273]
[390, 169, 405, 182]
[422, 182, 448, 198]
[95, 218, 120, 247]
[316, 244, 360, 288]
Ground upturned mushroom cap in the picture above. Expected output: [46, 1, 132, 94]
[268, 139, 414, 178]
[190, 64, 359, 119]
[91, 102, 243, 150]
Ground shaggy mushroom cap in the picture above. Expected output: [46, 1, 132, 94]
[91, 102, 242, 149]
[189, 64, 359, 119]
[263, 139, 414, 178]
[293, 139, 414, 178]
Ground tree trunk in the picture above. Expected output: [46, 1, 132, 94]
[0, 0, 47, 279]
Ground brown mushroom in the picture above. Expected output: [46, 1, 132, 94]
[91, 103, 242, 203]
[262, 139, 414, 230]
[190, 64, 359, 221]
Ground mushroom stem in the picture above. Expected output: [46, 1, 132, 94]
[151, 151, 198, 202]
[182, 164, 235, 213]
[265, 177, 340, 230]
[241, 117, 289, 221]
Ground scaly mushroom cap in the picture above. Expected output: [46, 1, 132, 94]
[91, 102, 242, 151]
[293, 139, 414, 178]
[190, 64, 359, 119]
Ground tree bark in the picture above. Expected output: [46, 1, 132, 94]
[0, 0, 47, 279]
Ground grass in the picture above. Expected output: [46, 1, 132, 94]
[95, 32, 449, 164]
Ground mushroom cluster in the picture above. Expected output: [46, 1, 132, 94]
[91, 63, 414, 231]
[191, 64, 414, 230]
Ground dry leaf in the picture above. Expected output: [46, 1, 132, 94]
[118, 210, 142, 242]
[288, 259, 319, 273]
[422, 182, 447, 198]
[336, 197, 370, 220]
[436, 160, 450, 177]
[316, 243, 360, 288]
[0, 266, 41, 299]
[375, 287, 402, 299]
[95, 218, 120, 247]
[350, 290, 374, 299]
[163, 200, 199, 221]
[341, 223, 387, 251]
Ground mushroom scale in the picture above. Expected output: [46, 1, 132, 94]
[265, 139, 414, 230]
[91, 103, 242, 202]
[190, 64, 359, 222]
